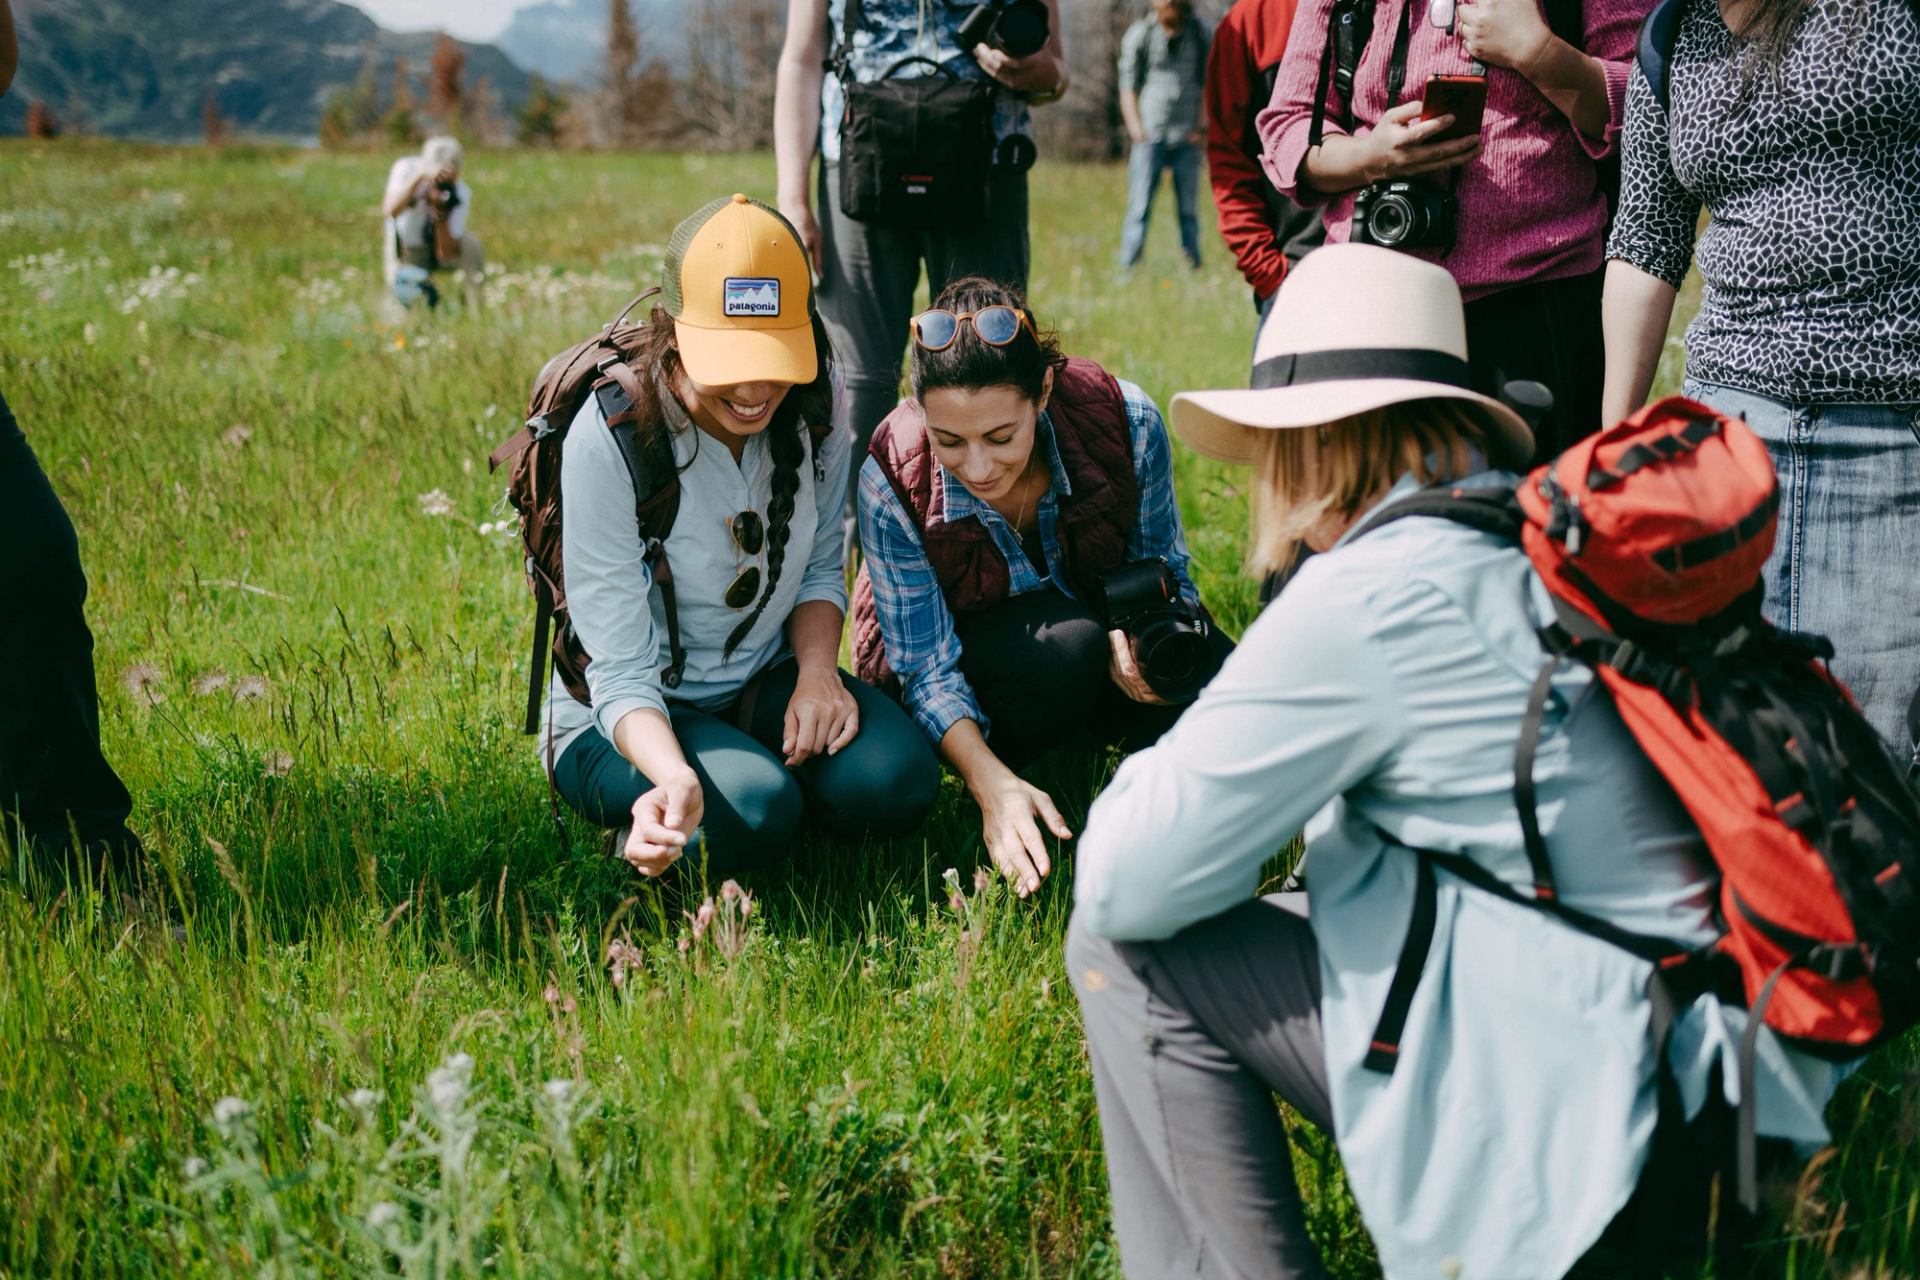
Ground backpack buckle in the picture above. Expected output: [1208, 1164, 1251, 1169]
[527, 412, 556, 441]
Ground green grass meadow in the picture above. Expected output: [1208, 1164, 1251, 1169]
[0, 141, 1911, 1278]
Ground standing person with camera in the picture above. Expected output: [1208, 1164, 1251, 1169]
[1119, 0, 1212, 273]
[1258, 0, 1650, 460]
[851, 277, 1233, 897]
[773, 0, 1069, 550]
[381, 135, 484, 313]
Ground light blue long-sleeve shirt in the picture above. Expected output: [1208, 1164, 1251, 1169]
[542, 376, 852, 764]
[1075, 467, 1844, 1278]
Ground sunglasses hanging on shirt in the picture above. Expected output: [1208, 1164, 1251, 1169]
[724, 509, 765, 610]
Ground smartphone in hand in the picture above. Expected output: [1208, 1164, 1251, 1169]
[1419, 74, 1488, 144]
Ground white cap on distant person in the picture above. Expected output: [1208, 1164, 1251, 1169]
[1170, 243, 1533, 469]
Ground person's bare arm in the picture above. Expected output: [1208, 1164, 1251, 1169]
[939, 718, 1072, 898]
[1600, 259, 1679, 424]
[1302, 100, 1481, 194]
[775, 0, 829, 272]
[1, 0, 20, 98]
[1455, 0, 1610, 138]
[973, 0, 1069, 99]
[610, 706, 703, 876]
[382, 159, 427, 217]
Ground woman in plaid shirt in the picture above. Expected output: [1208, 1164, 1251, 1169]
[851, 278, 1231, 895]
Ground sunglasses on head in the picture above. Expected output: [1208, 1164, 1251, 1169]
[724, 510, 765, 610]
[910, 305, 1036, 353]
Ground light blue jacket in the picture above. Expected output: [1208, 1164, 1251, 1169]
[1075, 467, 1844, 1278]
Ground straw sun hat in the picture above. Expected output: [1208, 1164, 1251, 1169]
[1170, 244, 1534, 469]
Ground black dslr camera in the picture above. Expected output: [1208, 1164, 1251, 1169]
[958, 0, 1052, 59]
[1350, 180, 1456, 251]
[1099, 559, 1223, 704]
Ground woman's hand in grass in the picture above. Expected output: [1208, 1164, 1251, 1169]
[1108, 630, 1169, 706]
[624, 768, 703, 876]
[977, 774, 1072, 898]
[784, 665, 859, 766]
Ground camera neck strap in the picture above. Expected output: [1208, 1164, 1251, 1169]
[1310, 0, 1416, 148]
[1249, 347, 1474, 392]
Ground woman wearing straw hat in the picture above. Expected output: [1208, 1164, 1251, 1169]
[1065, 243, 1839, 1277]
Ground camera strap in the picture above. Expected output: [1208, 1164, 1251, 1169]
[1309, 0, 1416, 147]
[828, 0, 864, 77]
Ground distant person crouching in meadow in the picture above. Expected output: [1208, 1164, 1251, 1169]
[381, 135, 484, 314]
[853, 277, 1232, 897]
[499, 195, 938, 878]
[1067, 244, 1851, 1277]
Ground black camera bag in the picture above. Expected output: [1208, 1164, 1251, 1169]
[833, 0, 998, 227]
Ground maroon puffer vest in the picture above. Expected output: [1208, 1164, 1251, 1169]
[851, 357, 1140, 689]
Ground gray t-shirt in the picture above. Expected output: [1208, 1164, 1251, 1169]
[1605, 0, 1920, 404]
[819, 0, 1031, 165]
[1119, 13, 1211, 144]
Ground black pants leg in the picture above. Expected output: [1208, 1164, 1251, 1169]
[955, 590, 1231, 769]
[1462, 268, 1606, 464]
[0, 393, 142, 870]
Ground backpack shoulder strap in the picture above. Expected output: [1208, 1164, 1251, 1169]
[1636, 0, 1689, 111]
[592, 375, 688, 689]
[1349, 485, 1525, 544]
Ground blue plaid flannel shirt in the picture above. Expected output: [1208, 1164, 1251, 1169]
[857, 378, 1199, 745]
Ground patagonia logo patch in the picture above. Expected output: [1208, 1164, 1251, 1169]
[723, 277, 781, 317]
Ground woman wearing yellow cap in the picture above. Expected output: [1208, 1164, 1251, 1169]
[544, 195, 938, 876]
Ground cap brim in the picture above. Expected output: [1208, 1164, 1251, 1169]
[1171, 379, 1534, 471]
[673, 318, 817, 388]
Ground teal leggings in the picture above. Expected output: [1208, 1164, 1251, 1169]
[551, 658, 939, 874]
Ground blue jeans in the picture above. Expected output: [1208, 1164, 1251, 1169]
[1685, 377, 1920, 766]
[1120, 140, 1202, 269]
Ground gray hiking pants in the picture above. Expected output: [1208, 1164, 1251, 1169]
[815, 161, 1030, 548]
[1067, 895, 1334, 1280]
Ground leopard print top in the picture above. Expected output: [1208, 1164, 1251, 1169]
[1606, 0, 1920, 404]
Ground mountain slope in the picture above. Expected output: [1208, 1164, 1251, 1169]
[494, 0, 686, 87]
[1, 0, 533, 141]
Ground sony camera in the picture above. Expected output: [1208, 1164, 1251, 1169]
[1099, 558, 1223, 704]
[958, 0, 1052, 60]
[1350, 179, 1456, 252]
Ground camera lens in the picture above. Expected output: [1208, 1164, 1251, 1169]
[1367, 192, 1415, 247]
[1136, 620, 1215, 703]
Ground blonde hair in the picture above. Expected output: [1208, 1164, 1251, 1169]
[1248, 398, 1493, 576]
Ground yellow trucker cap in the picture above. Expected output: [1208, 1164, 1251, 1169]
[664, 193, 817, 388]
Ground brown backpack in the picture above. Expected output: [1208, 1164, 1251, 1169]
[488, 289, 688, 743]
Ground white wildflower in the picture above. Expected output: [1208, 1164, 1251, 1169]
[211, 1095, 252, 1132]
[347, 1087, 382, 1111]
[181, 1155, 209, 1179]
[366, 1200, 401, 1230]
[417, 489, 454, 518]
[543, 1078, 575, 1104]
[426, 1051, 474, 1111]
[232, 674, 268, 702]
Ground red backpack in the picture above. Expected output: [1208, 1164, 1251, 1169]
[1353, 397, 1920, 1213]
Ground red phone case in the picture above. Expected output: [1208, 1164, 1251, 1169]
[1420, 75, 1488, 143]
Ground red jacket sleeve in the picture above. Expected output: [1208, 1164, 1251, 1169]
[1206, 13, 1288, 300]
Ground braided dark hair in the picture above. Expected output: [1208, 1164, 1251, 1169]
[712, 310, 836, 660]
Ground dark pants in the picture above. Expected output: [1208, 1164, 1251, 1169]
[0, 393, 142, 871]
[551, 657, 940, 875]
[1463, 267, 1605, 464]
[817, 161, 1031, 546]
[955, 590, 1233, 768]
